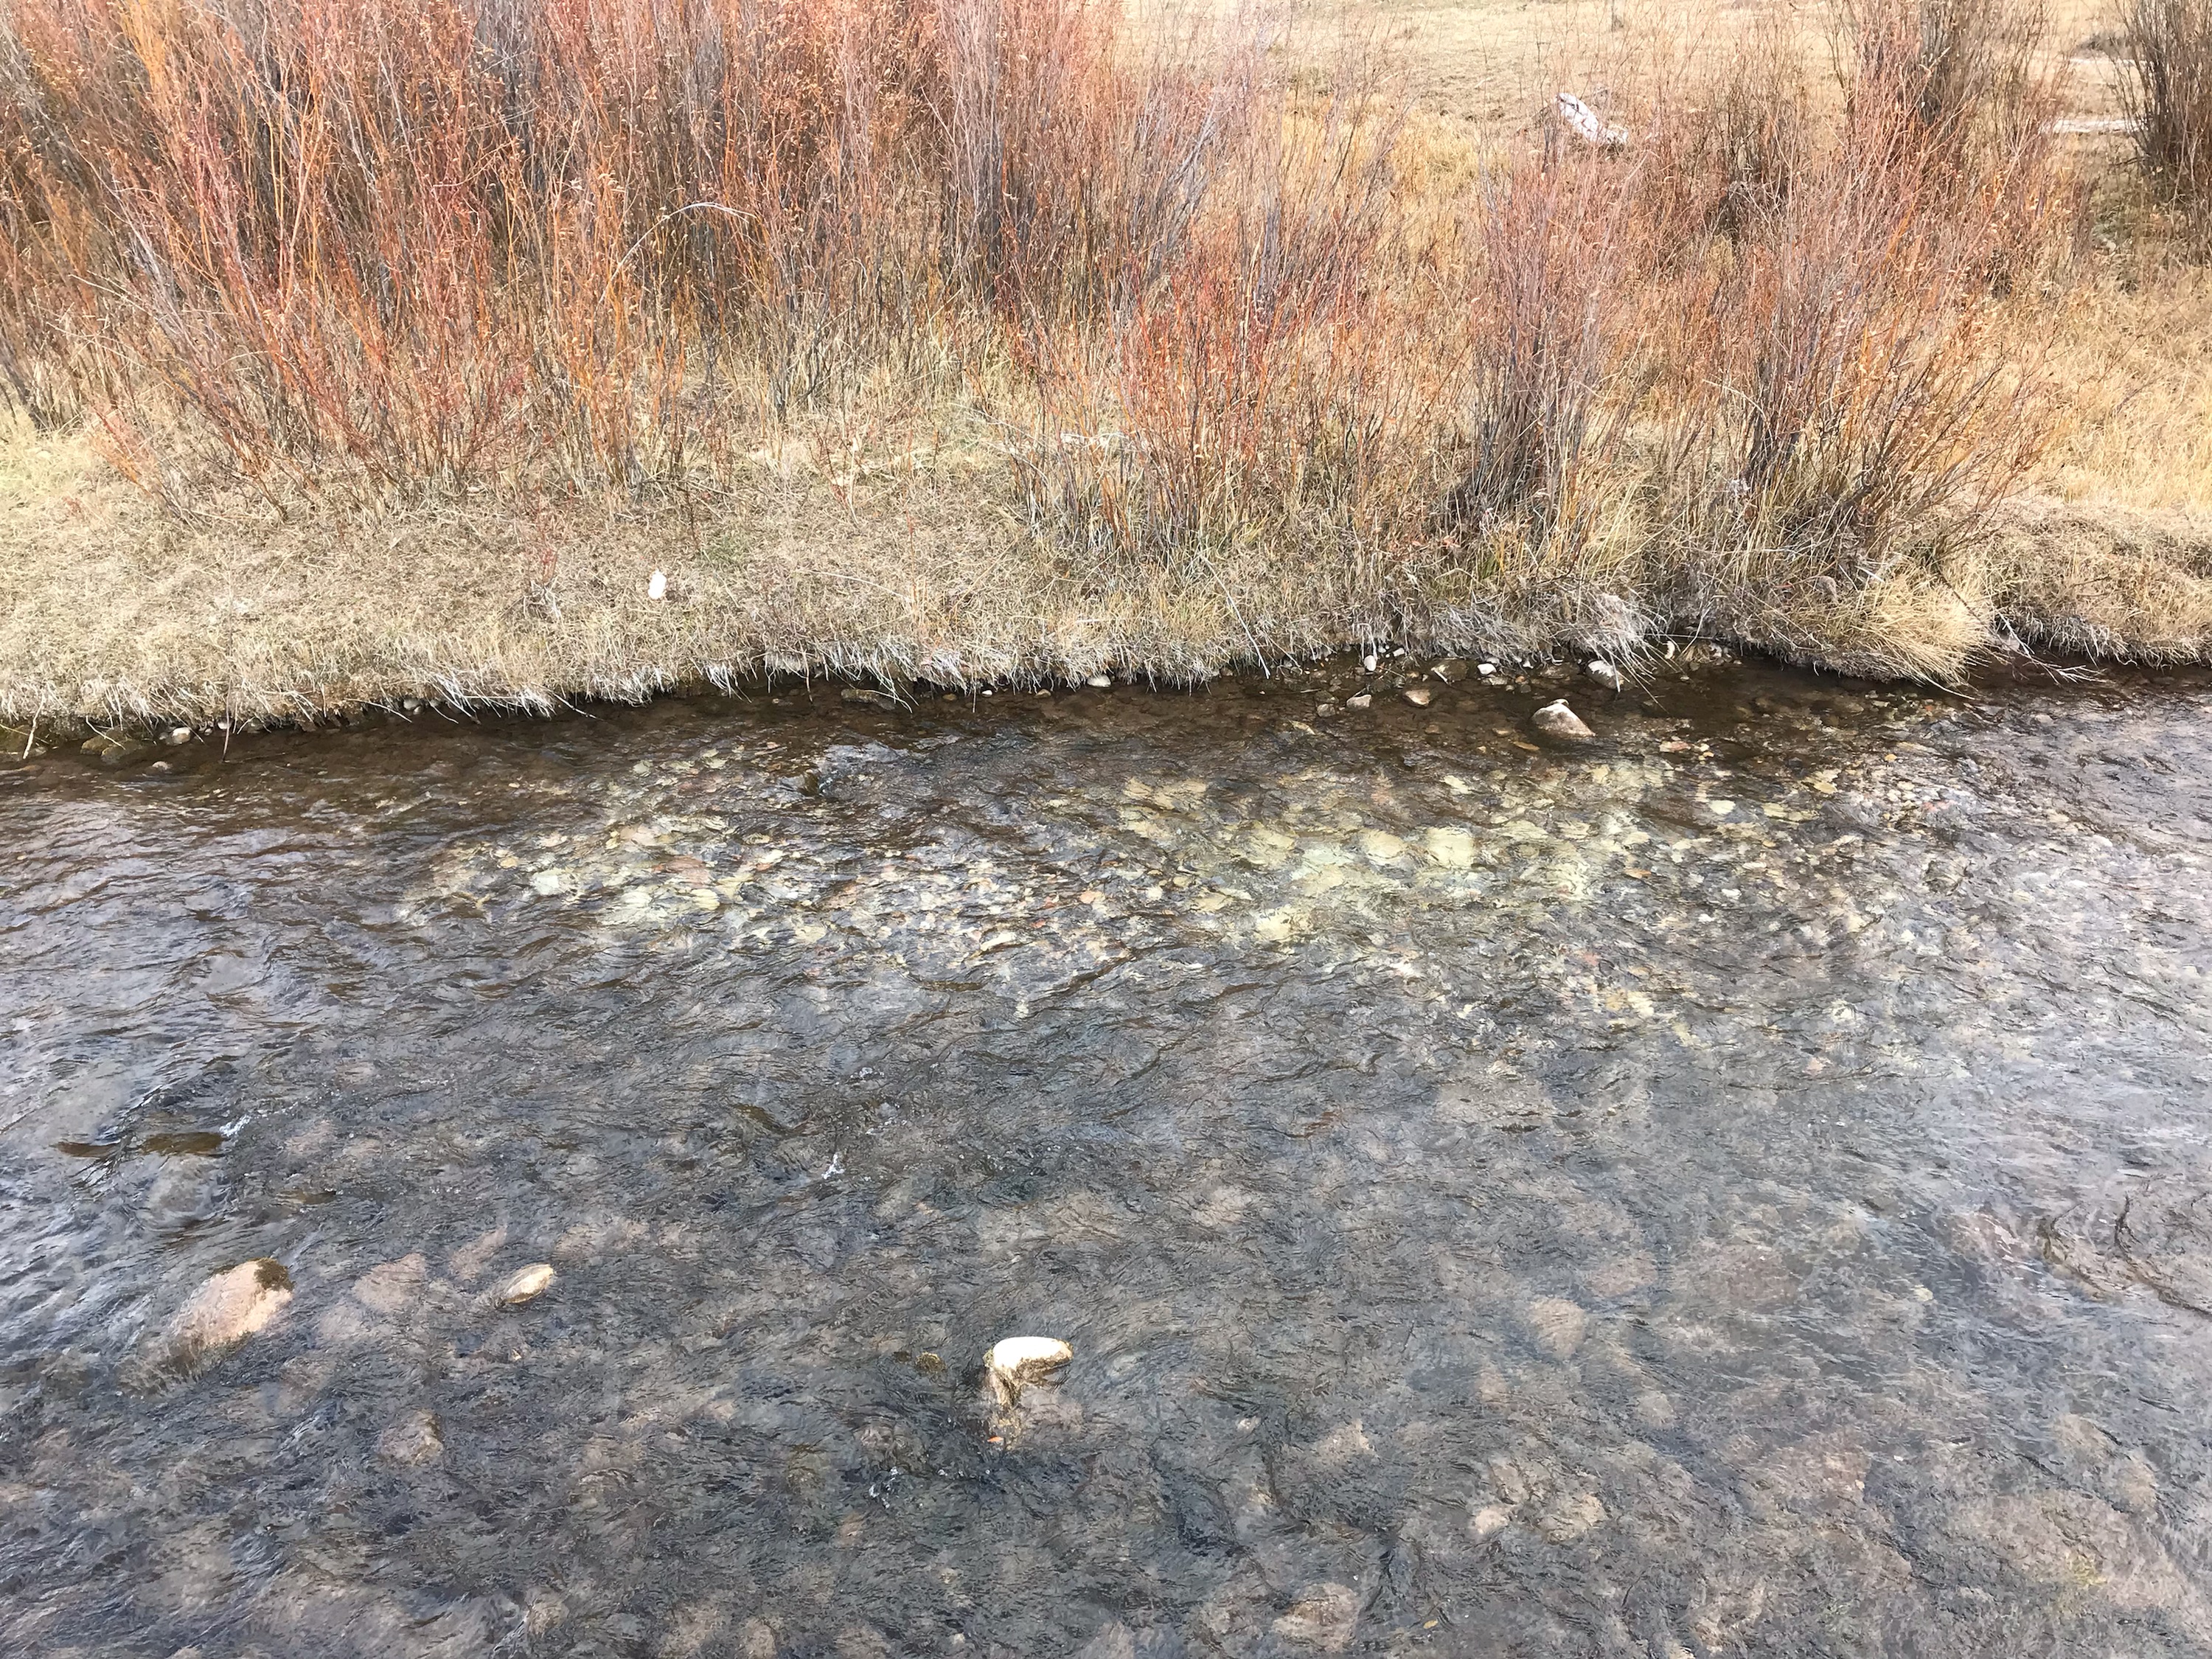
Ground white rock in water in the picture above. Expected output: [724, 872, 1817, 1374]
[165, 727, 192, 745]
[647, 569, 668, 600]
[499, 1263, 557, 1305]
[1586, 659, 1622, 692]
[987, 1335, 1071, 1408]
[1532, 700, 1595, 742]
[151, 1259, 293, 1378]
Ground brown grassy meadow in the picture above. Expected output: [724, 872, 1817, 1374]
[1, 0, 2211, 730]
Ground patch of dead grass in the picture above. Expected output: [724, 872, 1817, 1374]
[4, 0, 2212, 726]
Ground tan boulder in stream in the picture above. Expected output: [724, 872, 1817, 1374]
[142, 1259, 293, 1381]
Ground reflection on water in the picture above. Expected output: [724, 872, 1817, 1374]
[4, 660, 2212, 1656]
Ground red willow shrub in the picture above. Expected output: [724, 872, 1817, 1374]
[0, 0, 2078, 656]
[2122, 0, 2212, 248]
[0, 0, 1284, 495]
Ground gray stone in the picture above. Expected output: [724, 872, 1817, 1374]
[1533, 700, 1595, 743]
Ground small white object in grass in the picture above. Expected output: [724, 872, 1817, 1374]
[647, 569, 668, 601]
[499, 1263, 557, 1305]
[165, 727, 192, 745]
[1587, 660, 1623, 692]
[987, 1336, 1072, 1410]
[1361, 653, 1379, 672]
[1477, 662, 1498, 676]
[1087, 674, 1113, 689]
[1556, 91, 1629, 149]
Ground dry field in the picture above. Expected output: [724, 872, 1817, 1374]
[1, 0, 2210, 733]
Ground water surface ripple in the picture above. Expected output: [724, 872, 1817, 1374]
[4, 664, 2211, 1657]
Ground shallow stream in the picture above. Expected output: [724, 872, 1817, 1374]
[4, 660, 2212, 1657]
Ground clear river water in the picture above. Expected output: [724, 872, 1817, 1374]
[4, 658, 2211, 1658]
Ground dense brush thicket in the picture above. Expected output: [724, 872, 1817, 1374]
[0, 0, 2079, 655]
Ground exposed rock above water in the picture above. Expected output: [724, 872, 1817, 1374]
[1534, 700, 1596, 743]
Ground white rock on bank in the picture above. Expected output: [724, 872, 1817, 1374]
[1586, 659, 1622, 692]
[498, 1263, 557, 1305]
[1403, 686, 1433, 707]
[1532, 700, 1596, 743]
[986, 1335, 1072, 1409]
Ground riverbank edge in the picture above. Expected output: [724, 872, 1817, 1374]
[5, 439, 2211, 741]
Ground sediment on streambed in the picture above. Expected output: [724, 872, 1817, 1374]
[2, 439, 2209, 739]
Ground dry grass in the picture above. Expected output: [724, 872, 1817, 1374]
[2120, 0, 2212, 244]
[1, 0, 2210, 731]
